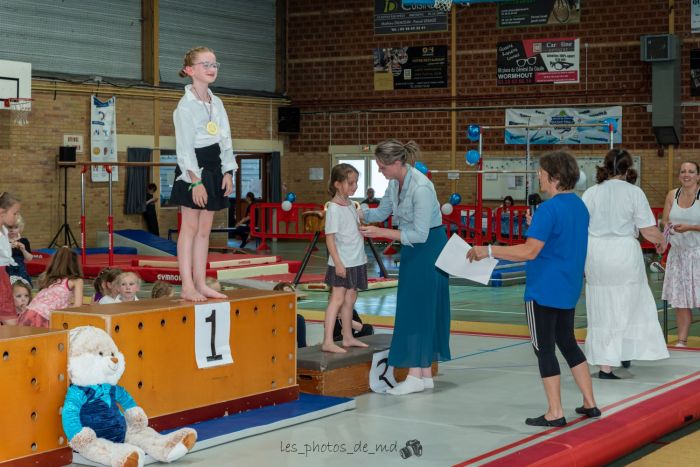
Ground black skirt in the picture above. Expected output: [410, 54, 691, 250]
[324, 264, 368, 290]
[169, 143, 230, 211]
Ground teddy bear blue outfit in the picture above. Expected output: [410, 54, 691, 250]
[62, 326, 197, 467]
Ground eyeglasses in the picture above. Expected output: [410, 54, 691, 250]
[516, 57, 537, 67]
[193, 62, 221, 70]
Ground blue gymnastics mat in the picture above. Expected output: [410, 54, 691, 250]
[73, 393, 355, 466]
[114, 229, 177, 256]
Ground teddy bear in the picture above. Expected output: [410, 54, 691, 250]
[62, 326, 197, 467]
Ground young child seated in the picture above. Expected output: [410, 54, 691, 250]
[96, 268, 123, 304]
[273, 282, 307, 348]
[151, 280, 175, 299]
[9, 278, 32, 325]
[333, 308, 374, 342]
[116, 272, 141, 302]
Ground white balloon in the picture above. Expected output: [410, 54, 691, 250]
[575, 171, 587, 190]
[441, 203, 453, 215]
[281, 200, 293, 211]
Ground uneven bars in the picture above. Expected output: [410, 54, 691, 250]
[58, 161, 177, 168]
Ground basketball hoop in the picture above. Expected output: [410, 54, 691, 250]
[434, 0, 453, 10]
[5, 98, 33, 126]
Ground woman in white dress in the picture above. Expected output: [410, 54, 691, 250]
[661, 161, 700, 347]
[583, 149, 669, 379]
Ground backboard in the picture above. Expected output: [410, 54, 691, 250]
[0, 60, 32, 110]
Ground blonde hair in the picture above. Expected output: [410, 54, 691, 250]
[117, 271, 141, 287]
[13, 214, 25, 231]
[179, 46, 215, 78]
[151, 280, 174, 298]
[374, 139, 420, 166]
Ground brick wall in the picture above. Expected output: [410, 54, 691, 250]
[285, 0, 700, 207]
[0, 90, 280, 248]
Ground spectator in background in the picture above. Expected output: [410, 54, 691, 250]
[7, 214, 33, 286]
[230, 192, 256, 248]
[144, 183, 160, 236]
[361, 187, 378, 205]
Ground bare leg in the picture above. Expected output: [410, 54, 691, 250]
[178, 208, 206, 302]
[193, 210, 225, 299]
[341, 289, 367, 348]
[322, 287, 346, 353]
[541, 375, 564, 420]
[571, 361, 597, 408]
[676, 308, 692, 344]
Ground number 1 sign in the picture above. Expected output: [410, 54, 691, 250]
[194, 301, 233, 368]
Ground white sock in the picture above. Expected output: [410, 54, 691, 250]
[423, 377, 434, 389]
[386, 375, 424, 395]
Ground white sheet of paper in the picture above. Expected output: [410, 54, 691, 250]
[435, 234, 499, 285]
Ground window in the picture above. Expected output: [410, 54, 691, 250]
[334, 156, 389, 200]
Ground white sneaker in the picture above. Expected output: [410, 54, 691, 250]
[675, 341, 687, 348]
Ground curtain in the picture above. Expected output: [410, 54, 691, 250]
[268, 151, 282, 202]
[124, 148, 152, 214]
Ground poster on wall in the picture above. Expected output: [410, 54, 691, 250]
[374, 46, 447, 90]
[498, 0, 581, 27]
[693, 0, 700, 33]
[504, 106, 622, 145]
[90, 96, 118, 182]
[691, 50, 700, 97]
[497, 38, 579, 85]
[374, 0, 448, 35]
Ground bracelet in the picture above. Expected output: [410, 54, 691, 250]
[188, 181, 203, 191]
[487, 245, 493, 258]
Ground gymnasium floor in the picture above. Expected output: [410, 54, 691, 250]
[71, 239, 700, 465]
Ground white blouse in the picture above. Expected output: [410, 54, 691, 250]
[0, 226, 16, 267]
[173, 85, 237, 183]
[583, 179, 656, 238]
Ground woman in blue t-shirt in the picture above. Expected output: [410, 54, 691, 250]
[468, 150, 599, 428]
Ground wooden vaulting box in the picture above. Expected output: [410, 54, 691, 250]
[296, 334, 438, 397]
[50, 289, 298, 429]
[0, 327, 72, 466]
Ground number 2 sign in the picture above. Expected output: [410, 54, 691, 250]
[194, 301, 233, 368]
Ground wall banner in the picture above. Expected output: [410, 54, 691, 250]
[693, 0, 700, 33]
[90, 96, 118, 182]
[504, 106, 622, 145]
[374, 0, 448, 35]
[374, 45, 447, 90]
[497, 38, 579, 85]
[498, 0, 581, 27]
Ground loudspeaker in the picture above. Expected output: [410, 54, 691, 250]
[650, 38, 682, 146]
[59, 146, 77, 166]
[640, 34, 678, 62]
[278, 107, 300, 133]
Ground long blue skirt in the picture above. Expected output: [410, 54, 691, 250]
[388, 226, 451, 368]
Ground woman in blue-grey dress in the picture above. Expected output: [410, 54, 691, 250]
[360, 139, 451, 395]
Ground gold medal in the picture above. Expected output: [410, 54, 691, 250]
[206, 121, 219, 135]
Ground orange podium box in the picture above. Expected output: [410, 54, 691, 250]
[51, 289, 298, 430]
[0, 327, 71, 466]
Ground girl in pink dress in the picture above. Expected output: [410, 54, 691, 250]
[18, 248, 83, 328]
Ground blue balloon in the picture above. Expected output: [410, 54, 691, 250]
[467, 124, 481, 142]
[449, 193, 462, 206]
[466, 149, 481, 166]
[415, 161, 429, 174]
[602, 118, 618, 133]
[285, 192, 297, 203]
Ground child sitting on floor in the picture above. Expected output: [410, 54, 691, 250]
[115, 272, 141, 302]
[151, 280, 175, 299]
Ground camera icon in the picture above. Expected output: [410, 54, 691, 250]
[399, 439, 423, 459]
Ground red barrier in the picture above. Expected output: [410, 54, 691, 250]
[442, 205, 493, 246]
[494, 206, 530, 245]
[249, 202, 324, 250]
[249, 202, 397, 251]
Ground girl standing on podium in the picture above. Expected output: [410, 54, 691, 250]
[169, 46, 237, 301]
[322, 164, 369, 353]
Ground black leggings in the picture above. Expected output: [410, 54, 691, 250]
[525, 300, 587, 378]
